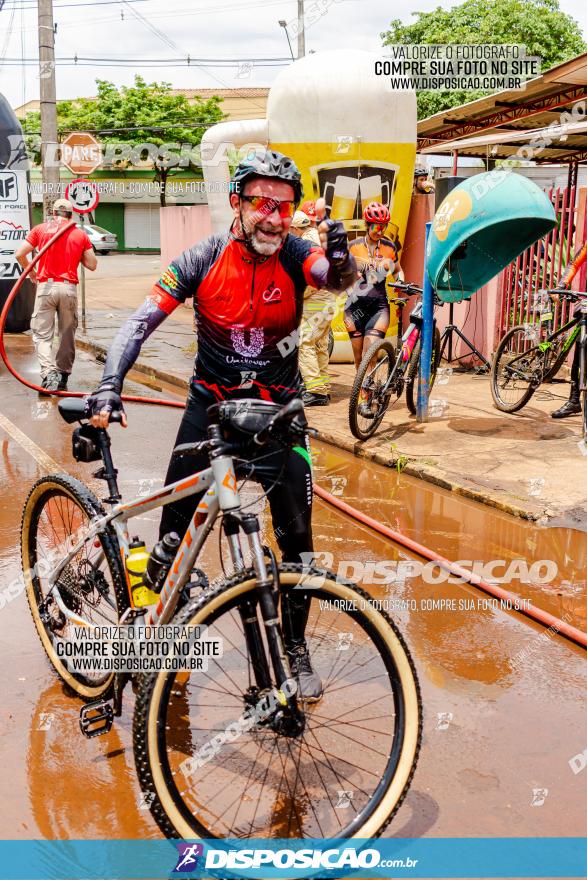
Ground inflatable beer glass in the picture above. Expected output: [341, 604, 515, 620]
[269, 51, 416, 359]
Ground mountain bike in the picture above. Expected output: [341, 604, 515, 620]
[21, 396, 422, 840]
[349, 282, 442, 440]
[491, 289, 587, 437]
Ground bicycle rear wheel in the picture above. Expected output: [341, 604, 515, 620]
[349, 339, 398, 440]
[133, 564, 421, 840]
[405, 327, 442, 416]
[21, 474, 128, 699]
[491, 326, 546, 412]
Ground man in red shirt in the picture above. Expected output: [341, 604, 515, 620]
[16, 198, 96, 392]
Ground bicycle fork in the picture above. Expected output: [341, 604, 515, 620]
[223, 510, 305, 736]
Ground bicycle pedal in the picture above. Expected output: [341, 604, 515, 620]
[79, 700, 114, 738]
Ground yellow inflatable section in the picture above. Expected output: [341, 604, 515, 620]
[269, 51, 417, 361]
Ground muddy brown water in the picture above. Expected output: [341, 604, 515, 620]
[1, 341, 585, 840]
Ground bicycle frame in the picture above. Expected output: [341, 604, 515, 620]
[44, 452, 257, 630]
[504, 314, 580, 376]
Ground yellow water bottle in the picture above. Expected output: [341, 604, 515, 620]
[126, 537, 158, 607]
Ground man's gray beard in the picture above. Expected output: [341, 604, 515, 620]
[249, 228, 284, 256]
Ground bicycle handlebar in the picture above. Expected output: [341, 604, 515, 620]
[173, 399, 312, 459]
[253, 398, 305, 445]
[547, 288, 587, 299]
[390, 281, 423, 294]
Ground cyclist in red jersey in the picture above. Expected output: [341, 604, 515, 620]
[86, 150, 356, 700]
[551, 240, 587, 418]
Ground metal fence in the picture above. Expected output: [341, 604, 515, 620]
[497, 186, 579, 342]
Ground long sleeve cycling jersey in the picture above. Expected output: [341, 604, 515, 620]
[98, 224, 355, 403]
[560, 239, 587, 287]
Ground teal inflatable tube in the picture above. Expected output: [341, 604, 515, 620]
[426, 171, 557, 302]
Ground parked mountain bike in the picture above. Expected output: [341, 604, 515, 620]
[21, 396, 421, 840]
[348, 282, 442, 440]
[491, 289, 587, 437]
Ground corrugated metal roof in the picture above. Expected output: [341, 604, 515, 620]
[418, 51, 587, 162]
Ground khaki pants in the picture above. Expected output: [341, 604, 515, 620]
[31, 281, 78, 379]
[299, 291, 334, 395]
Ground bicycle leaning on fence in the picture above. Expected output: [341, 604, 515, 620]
[21, 394, 422, 840]
[491, 288, 587, 438]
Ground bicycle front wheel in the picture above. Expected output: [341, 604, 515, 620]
[349, 339, 398, 440]
[134, 563, 421, 840]
[491, 326, 546, 412]
[21, 474, 129, 699]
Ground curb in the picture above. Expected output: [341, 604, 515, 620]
[78, 333, 549, 524]
[313, 427, 547, 523]
[77, 336, 189, 392]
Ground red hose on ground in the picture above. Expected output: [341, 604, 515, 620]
[314, 484, 587, 650]
[0, 220, 183, 409]
[2, 223, 585, 649]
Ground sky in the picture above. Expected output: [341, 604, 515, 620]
[1, 0, 587, 113]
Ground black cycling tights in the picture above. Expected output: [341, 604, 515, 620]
[159, 391, 314, 565]
[159, 392, 314, 644]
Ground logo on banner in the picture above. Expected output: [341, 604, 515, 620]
[173, 843, 204, 873]
[0, 173, 18, 201]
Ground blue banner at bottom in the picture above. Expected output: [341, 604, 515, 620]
[0, 838, 585, 879]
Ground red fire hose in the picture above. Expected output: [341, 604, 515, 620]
[2, 222, 586, 649]
[314, 484, 587, 649]
[0, 220, 183, 409]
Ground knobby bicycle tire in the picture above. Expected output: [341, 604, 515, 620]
[133, 563, 422, 841]
[21, 474, 128, 699]
[348, 338, 397, 440]
[491, 326, 546, 413]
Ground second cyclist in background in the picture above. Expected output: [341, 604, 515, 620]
[344, 202, 403, 370]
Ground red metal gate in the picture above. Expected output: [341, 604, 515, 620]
[497, 186, 580, 343]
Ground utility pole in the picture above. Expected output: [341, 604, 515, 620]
[37, 0, 60, 218]
[297, 0, 305, 59]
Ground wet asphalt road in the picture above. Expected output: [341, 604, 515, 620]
[0, 336, 586, 842]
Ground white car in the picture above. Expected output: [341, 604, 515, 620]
[84, 224, 118, 254]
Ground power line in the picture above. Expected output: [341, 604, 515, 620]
[23, 122, 219, 132]
[0, 2, 16, 64]
[2, 55, 289, 64]
[121, 0, 180, 54]
[18, 0, 292, 42]
[4, 0, 148, 7]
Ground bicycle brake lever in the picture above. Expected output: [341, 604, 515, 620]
[173, 440, 209, 457]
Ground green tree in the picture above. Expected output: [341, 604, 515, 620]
[22, 76, 225, 206]
[382, 0, 586, 119]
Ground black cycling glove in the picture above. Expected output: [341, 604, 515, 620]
[85, 383, 125, 421]
[323, 218, 350, 265]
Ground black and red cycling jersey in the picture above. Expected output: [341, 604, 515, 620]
[345, 235, 400, 312]
[100, 226, 356, 404]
